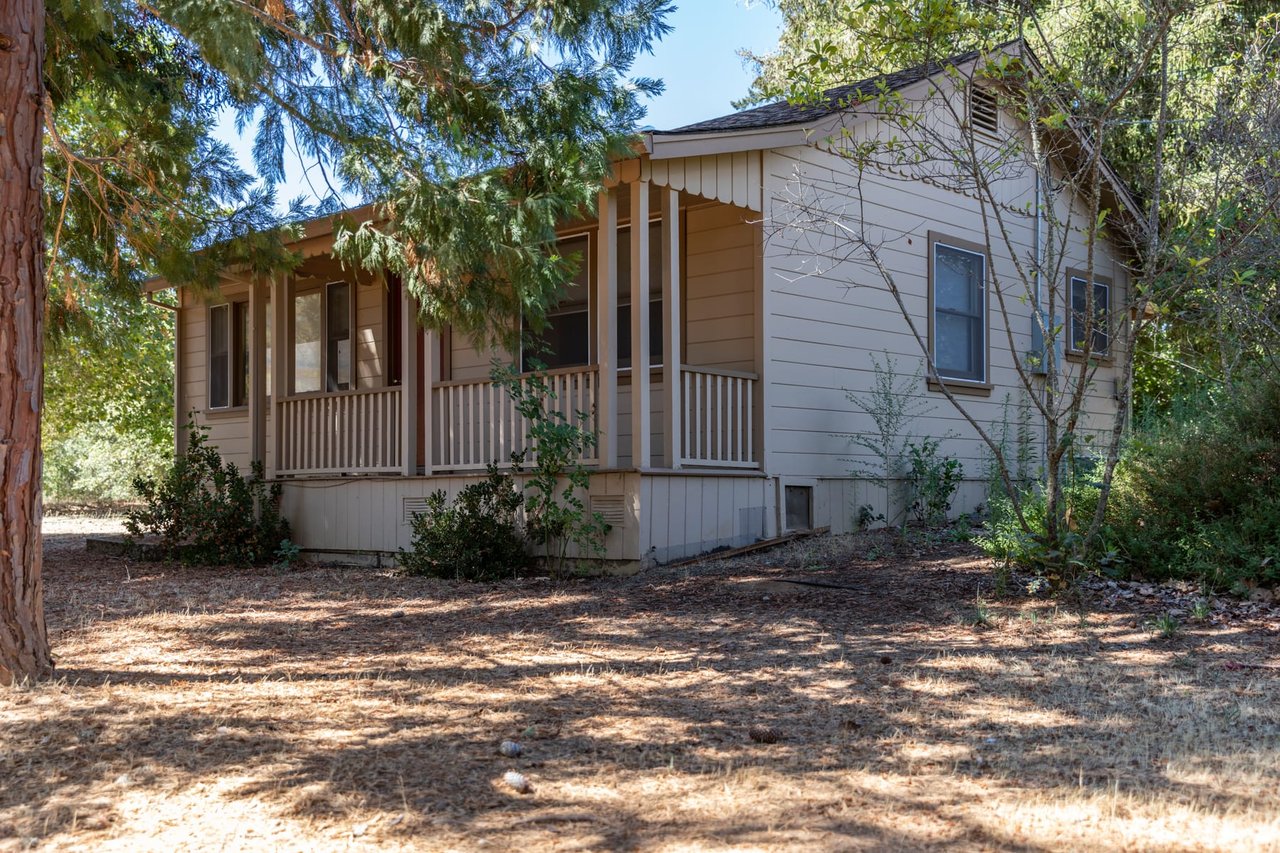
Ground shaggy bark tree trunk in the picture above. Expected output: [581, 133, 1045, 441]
[0, 0, 52, 686]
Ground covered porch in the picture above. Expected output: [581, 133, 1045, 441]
[209, 153, 766, 479]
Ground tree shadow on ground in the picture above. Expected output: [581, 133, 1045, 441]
[3, 532, 1278, 850]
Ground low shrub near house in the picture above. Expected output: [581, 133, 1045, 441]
[1107, 375, 1280, 590]
[399, 466, 530, 581]
[126, 420, 290, 565]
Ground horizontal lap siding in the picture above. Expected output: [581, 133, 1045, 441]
[355, 281, 384, 389]
[684, 204, 755, 373]
[182, 284, 252, 471]
[761, 138, 1127, 509]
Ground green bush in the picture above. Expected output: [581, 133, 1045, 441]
[975, 458, 1116, 586]
[45, 421, 169, 505]
[399, 466, 530, 581]
[126, 420, 290, 565]
[1108, 376, 1280, 590]
[905, 438, 964, 526]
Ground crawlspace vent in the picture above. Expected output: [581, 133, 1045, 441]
[591, 495, 628, 528]
[403, 496, 431, 524]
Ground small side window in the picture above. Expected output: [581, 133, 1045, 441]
[1069, 276, 1110, 357]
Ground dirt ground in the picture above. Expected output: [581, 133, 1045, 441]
[2, 517, 1278, 852]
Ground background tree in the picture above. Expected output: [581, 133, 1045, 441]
[1, 0, 672, 684]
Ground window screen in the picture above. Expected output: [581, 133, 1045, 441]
[933, 243, 986, 382]
[209, 304, 230, 408]
[1070, 277, 1110, 356]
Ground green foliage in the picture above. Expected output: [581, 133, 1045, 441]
[842, 353, 933, 527]
[43, 421, 168, 505]
[399, 466, 529, 582]
[493, 364, 610, 577]
[1108, 375, 1280, 590]
[272, 539, 302, 571]
[975, 459, 1113, 589]
[1147, 613, 1182, 640]
[126, 420, 289, 565]
[905, 438, 964, 526]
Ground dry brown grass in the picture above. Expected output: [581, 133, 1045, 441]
[2, 518, 1278, 852]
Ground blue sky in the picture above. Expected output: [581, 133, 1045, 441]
[211, 1, 782, 208]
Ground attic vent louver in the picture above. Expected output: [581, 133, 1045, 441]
[970, 87, 999, 135]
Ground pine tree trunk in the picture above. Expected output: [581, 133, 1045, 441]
[0, 0, 52, 686]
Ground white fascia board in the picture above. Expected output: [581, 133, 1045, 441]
[645, 126, 812, 160]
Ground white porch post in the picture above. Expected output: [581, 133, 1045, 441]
[249, 277, 268, 468]
[422, 329, 435, 475]
[630, 180, 651, 469]
[270, 275, 289, 476]
[661, 188, 681, 469]
[596, 188, 619, 468]
[400, 287, 419, 476]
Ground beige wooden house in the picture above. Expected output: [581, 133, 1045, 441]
[155, 46, 1139, 568]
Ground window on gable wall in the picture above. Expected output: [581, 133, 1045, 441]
[1069, 275, 1110, 357]
[930, 235, 988, 384]
[208, 301, 250, 409]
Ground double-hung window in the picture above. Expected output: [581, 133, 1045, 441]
[209, 301, 249, 409]
[929, 234, 988, 384]
[1069, 273, 1111, 358]
[293, 280, 354, 394]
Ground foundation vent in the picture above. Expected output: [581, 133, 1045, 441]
[403, 496, 431, 524]
[591, 495, 628, 528]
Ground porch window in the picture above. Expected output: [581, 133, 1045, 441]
[617, 221, 663, 370]
[523, 234, 591, 371]
[1069, 275, 1110, 357]
[292, 280, 354, 394]
[930, 235, 987, 383]
[208, 301, 249, 409]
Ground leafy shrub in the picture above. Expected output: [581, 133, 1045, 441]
[975, 458, 1116, 588]
[494, 364, 609, 576]
[45, 421, 169, 505]
[905, 438, 964, 526]
[126, 420, 290, 565]
[1108, 375, 1280, 590]
[399, 465, 529, 581]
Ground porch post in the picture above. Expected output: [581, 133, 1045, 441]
[630, 180, 651, 468]
[422, 329, 435, 475]
[270, 275, 289, 476]
[249, 277, 268, 468]
[596, 188, 619, 468]
[173, 295, 187, 458]
[661, 188, 681, 469]
[401, 287, 419, 476]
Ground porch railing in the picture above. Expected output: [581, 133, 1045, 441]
[431, 366, 599, 471]
[277, 386, 403, 476]
[681, 366, 758, 468]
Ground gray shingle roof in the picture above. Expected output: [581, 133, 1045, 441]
[661, 48, 987, 135]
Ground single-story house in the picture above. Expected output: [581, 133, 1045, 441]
[150, 42, 1139, 568]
